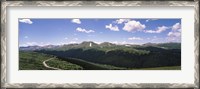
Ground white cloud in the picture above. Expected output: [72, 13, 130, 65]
[20, 42, 38, 46]
[122, 41, 127, 44]
[112, 41, 119, 44]
[111, 41, 127, 45]
[172, 23, 181, 31]
[27, 42, 38, 46]
[40, 42, 52, 46]
[71, 19, 81, 24]
[105, 24, 119, 31]
[166, 23, 181, 42]
[167, 31, 181, 42]
[166, 37, 181, 42]
[19, 19, 33, 24]
[128, 37, 143, 40]
[24, 36, 28, 39]
[69, 41, 77, 44]
[123, 20, 145, 32]
[20, 42, 58, 47]
[64, 37, 68, 40]
[115, 19, 130, 24]
[144, 26, 169, 33]
[167, 32, 181, 37]
[76, 27, 95, 33]
[145, 19, 158, 22]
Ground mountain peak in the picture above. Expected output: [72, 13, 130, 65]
[100, 42, 116, 47]
[77, 41, 98, 48]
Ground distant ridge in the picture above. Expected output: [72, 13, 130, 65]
[19, 41, 181, 51]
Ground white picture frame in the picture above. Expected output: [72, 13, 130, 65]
[1, 1, 199, 89]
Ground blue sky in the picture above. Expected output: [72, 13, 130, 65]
[19, 18, 181, 46]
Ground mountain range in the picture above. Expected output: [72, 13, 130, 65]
[19, 41, 181, 51]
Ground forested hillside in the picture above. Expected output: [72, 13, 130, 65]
[36, 45, 180, 68]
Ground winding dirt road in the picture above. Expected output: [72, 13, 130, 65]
[43, 58, 61, 70]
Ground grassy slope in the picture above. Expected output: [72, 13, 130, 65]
[19, 51, 52, 70]
[45, 58, 83, 70]
[19, 51, 82, 70]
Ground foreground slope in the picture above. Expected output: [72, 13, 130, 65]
[19, 51, 83, 70]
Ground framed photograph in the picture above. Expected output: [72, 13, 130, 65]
[1, 0, 199, 89]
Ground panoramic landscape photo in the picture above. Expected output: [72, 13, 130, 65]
[19, 18, 181, 70]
